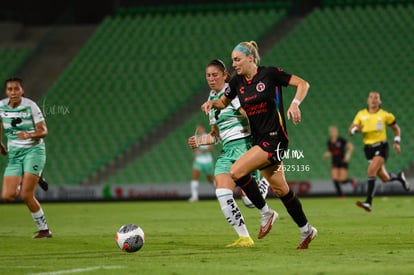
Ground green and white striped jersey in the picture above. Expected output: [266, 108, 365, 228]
[0, 97, 45, 149]
[208, 83, 250, 145]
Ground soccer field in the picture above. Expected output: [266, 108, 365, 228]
[1, 197, 413, 275]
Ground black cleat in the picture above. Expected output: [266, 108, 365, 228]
[397, 171, 410, 191]
[38, 176, 49, 192]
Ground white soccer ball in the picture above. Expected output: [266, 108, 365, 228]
[115, 224, 145, 253]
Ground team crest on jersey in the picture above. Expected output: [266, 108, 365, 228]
[256, 82, 265, 92]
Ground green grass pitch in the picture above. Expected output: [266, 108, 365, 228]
[1, 196, 413, 275]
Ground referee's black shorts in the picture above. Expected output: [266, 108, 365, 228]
[364, 141, 389, 161]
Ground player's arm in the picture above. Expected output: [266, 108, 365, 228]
[17, 121, 48, 140]
[187, 125, 220, 150]
[210, 124, 220, 140]
[0, 121, 7, 155]
[348, 114, 363, 136]
[322, 150, 331, 160]
[344, 142, 354, 163]
[201, 95, 231, 114]
[238, 107, 248, 118]
[389, 122, 401, 153]
[286, 75, 310, 125]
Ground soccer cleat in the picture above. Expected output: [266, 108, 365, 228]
[258, 178, 270, 199]
[38, 176, 49, 192]
[258, 210, 278, 239]
[225, 236, 254, 248]
[397, 171, 410, 191]
[356, 201, 372, 212]
[188, 196, 199, 202]
[297, 225, 318, 249]
[33, 229, 52, 239]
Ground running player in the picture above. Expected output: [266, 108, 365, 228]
[188, 59, 273, 247]
[0, 77, 52, 238]
[202, 41, 317, 249]
[323, 125, 356, 197]
[188, 124, 215, 202]
[349, 91, 409, 212]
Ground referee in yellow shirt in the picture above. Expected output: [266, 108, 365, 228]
[349, 91, 409, 212]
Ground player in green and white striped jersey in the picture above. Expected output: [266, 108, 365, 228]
[188, 60, 274, 247]
[0, 77, 52, 238]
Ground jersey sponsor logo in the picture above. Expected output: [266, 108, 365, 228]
[224, 85, 231, 95]
[256, 82, 265, 92]
[1, 111, 30, 118]
[11, 117, 22, 127]
[244, 94, 257, 102]
[239, 86, 245, 94]
[245, 102, 268, 116]
[262, 141, 270, 148]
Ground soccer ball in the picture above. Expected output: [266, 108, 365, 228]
[115, 224, 145, 253]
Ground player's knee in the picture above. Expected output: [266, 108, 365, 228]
[2, 193, 16, 202]
[229, 169, 244, 181]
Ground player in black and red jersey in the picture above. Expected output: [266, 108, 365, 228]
[323, 125, 356, 197]
[202, 41, 317, 249]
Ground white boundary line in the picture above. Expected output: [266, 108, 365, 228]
[27, 265, 125, 275]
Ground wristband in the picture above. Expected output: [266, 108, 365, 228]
[292, 98, 301, 106]
[394, 136, 401, 144]
[350, 126, 358, 135]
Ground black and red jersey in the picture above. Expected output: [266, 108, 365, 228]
[327, 137, 347, 165]
[225, 66, 292, 142]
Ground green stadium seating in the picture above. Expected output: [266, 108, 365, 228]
[106, 3, 414, 184]
[263, 4, 414, 180]
[0, 48, 31, 168]
[42, 6, 287, 185]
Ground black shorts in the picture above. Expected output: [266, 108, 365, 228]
[253, 133, 288, 165]
[331, 161, 348, 169]
[364, 142, 389, 161]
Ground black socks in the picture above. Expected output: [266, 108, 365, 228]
[280, 189, 308, 227]
[234, 175, 266, 209]
[366, 177, 376, 205]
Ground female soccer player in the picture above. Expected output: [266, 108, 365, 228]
[188, 59, 273, 247]
[323, 125, 356, 197]
[349, 91, 409, 212]
[188, 124, 215, 202]
[202, 41, 317, 249]
[0, 77, 52, 238]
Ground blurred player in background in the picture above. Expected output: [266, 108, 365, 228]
[0, 77, 52, 238]
[188, 59, 271, 247]
[202, 41, 317, 249]
[349, 91, 410, 212]
[323, 125, 356, 197]
[188, 124, 215, 202]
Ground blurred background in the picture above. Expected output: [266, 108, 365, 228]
[0, 0, 413, 201]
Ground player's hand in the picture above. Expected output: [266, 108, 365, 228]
[188, 136, 198, 149]
[322, 151, 331, 159]
[201, 101, 213, 115]
[349, 125, 362, 136]
[287, 104, 301, 125]
[393, 142, 401, 154]
[0, 144, 7, 156]
[17, 131, 31, 140]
